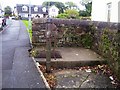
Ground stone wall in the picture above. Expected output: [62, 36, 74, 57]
[32, 18, 120, 80]
[32, 18, 47, 47]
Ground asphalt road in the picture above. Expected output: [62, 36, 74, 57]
[1, 20, 46, 88]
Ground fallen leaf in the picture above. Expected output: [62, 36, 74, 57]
[85, 69, 91, 72]
[109, 76, 114, 80]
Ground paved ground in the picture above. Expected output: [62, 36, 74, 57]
[1, 20, 46, 88]
[36, 47, 104, 61]
[36, 47, 106, 68]
[54, 69, 114, 89]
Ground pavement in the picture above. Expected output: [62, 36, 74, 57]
[54, 69, 114, 89]
[1, 20, 47, 89]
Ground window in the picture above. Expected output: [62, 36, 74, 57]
[22, 5, 28, 12]
[34, 6, 38, 12]
[107, 3, 112, 22]
[42, 7, 46, 12]
[52, 9, 55, 12]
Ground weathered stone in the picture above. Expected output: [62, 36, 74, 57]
[54, 70, 114, 89]
[32, 36, 39, 43]
[32, 31, 40, 35]
[32, 24, 40, 31]
[32, 18, 47, 24]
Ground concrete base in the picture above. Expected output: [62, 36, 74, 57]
[35, 47, 107, 68]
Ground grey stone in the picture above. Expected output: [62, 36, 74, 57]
[54, 70, 114, 89]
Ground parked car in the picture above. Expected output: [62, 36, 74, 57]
[2, 18, 6, 27]
[0, 17, 3, 30]
[11, 16, 16, 20]
[0, 17, 7, 30]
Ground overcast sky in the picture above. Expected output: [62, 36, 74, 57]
[0, 0, 85, 10]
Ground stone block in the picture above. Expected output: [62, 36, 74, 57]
[32, 18, 47, 24]
[32, 36, 39, 43]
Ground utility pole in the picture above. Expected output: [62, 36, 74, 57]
[28, 0, 31, 30]
[46, 2, 51, 73]
[46, 30, 51, 73]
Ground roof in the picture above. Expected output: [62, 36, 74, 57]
[16, 4, 48, 14]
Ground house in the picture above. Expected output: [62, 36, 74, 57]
[16, 4, 48, 19]
[48, 5, 59, 18]
[13, 7, 18, 17]
[92, 0, 120, 23]
[16, 4, 59, 19]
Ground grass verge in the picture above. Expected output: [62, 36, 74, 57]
[22, 20, 32, 41]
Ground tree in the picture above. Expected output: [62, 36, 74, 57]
[42, 1, 55, 7]
[85, 2, 92, 16]
[42, 1, 65, 13]
[4, 6, 12, 16]
[79, 0, 92, 17]
[65, 2, 78, 10]
[79, 11, 88, 17]
[80, 0, 92, 5]
[64, 9, 79, 19]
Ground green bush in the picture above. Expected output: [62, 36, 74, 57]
[81, 33, 93, 48]
[56, 13, 68, 19]
[56, 9, 80, 19]
[98, 28, 120, 80]
[65, 9, 79, 19]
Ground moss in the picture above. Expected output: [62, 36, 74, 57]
[31, 49, 39, 57]
[98, 28, 120, 80]
[100, 28, 111, 55]
[81, 33, 93, 48]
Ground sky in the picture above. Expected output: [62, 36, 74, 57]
[0, 0, 85, 10]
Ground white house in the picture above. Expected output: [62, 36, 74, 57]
[48, 5, 59, 18]
[16, 4, 48, 19]
[92, 0, 120, 23]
